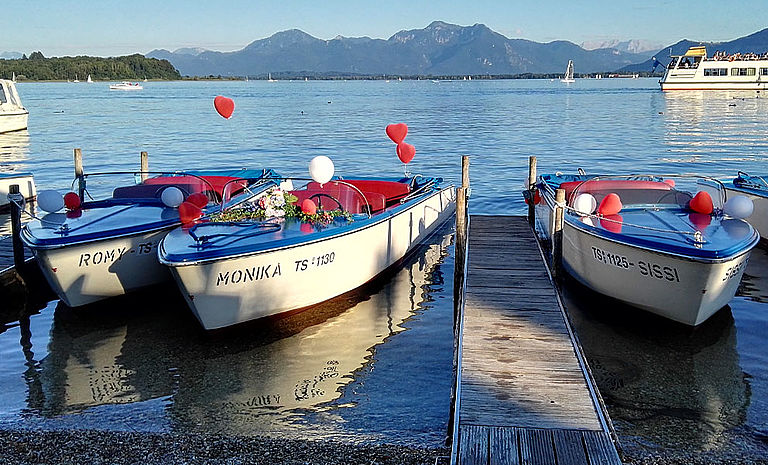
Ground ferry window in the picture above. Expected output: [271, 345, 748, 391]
[761, 68, 768, 76]
[731, 68, 738, 76]
[0, 87, 6, 104]
[704, 68, 727, 76]
[747, 68, 756, 76]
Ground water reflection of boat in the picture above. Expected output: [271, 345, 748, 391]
[738, 246, 768, 303]
[0, 129, 30, 164]
[561, 278, 749, 452]
[25, 227, 452, 437]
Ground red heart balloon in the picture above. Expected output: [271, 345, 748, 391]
[63, 191, 81, 210]
[214, 95, 235, 119]
[689, 191, 713, 214]
[301, 198, 317, 215]
[597, 193, 622, 216]
[179, 201, 203, 223]
[396, 142, 415, 164]
[600, 214, 623, 234]
[386, 123, 408, 144]
[187, 192, 209, 208]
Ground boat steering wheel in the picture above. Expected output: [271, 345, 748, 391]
[308, 193, 344, 212]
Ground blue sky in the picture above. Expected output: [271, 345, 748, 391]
[5, 0, 767, 56]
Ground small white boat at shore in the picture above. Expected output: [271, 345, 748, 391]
[725, 172, 767, 243]
[0, 79, 28, 133]
[160, 175, 455, 330]
[660, 46, 768, 91]
[109, 81, 143, 90]
[21, 169, 280, 307]
[532, 173, 759, 326]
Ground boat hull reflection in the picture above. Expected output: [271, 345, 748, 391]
[28, 226, 453, 440]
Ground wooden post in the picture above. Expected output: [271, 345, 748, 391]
[552, 188, 565, 279]
[8, 184, 25, 269]
[74, 148, 85, 200]
[449, 155, 470, 447]
[140, 151, 149, 182]
[527, 156, 537, 226]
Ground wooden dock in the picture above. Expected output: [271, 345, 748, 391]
[452, 215, 621, 465]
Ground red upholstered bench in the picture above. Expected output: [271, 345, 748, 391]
[290, 183, 386, 213]
[144, 175, 246, 199]
[306, 180, 410, 207]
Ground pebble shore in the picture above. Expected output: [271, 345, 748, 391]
[1, 430, 449, 465]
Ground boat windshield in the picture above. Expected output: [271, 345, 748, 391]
[72, 170, 277, 208]
[544, 174, 727, 212]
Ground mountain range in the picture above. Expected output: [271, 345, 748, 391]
[620, 27, 768, 72]
[147, 21, 652, 77]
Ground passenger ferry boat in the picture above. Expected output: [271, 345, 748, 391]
[660, 46, 768, 91]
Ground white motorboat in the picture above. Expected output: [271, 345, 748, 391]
[659, 46, 768, 91]
[0, 172, 36, 211]
[561, 60, 575, 83]
[109, 81, 143, 90]
[21, 169, 280, 307]
[160, 175, 456, 330]
[532, 173, 759, 326]
[724, 172, 767, 243]
[0, 79, 28, 133]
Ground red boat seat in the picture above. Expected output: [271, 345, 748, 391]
[113, 175, 248, 201]
[306, 180, 410, 207]
[560, 179, 675, 206]
[144, 175, 247, 198]
[112, 183, 203, 199]
[290, 183, 386, 213]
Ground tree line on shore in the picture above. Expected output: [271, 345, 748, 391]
[0, 52, 181, 81]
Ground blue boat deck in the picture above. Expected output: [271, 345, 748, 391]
[453, 215, 622, 465]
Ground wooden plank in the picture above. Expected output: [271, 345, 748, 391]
[455, 216, 619, 465]
[582, 432, 622, 465]
[553, 430, 588, 465]
[460, 425, 489, 465]
[518, 429, 555, 465]
[489, 427, 518, 465]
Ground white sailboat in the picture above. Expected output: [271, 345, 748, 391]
[561, 60, 575, 83]
[86, 74, 93, 83]
[267, 73, 277, 82]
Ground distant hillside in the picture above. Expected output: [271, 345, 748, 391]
[620, 27, 768, 73]
[0, 52, 181, 81]
[148, 21, 648, 77]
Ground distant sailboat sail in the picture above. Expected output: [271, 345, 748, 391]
[86, 74, 93, 83]
[561, 60, 575, 83]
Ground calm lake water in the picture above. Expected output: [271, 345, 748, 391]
[0, 79, 767, 459]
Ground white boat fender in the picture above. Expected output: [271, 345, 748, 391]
[161, 186, 185, 208]
[37, 190, 64, 213]
[573, 193, 596, 215]
[724, 195, 754, 219]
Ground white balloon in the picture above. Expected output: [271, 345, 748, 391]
[160, 186, 185, 208]
[309, 156, 334, 185]
[723, 195, 754, 219]
[573, 193, 597, 215]
[37, 190, 64, 213]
